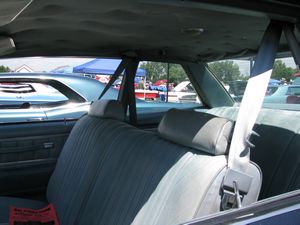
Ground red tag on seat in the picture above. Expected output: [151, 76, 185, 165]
[9, 203, 59, 225]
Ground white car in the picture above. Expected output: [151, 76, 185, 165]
[167, 81, 199, 103]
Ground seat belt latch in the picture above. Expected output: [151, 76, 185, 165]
[221, 169, 253, 210]
[246, 130, 260, 149]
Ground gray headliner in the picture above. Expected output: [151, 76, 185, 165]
[0, 0, 300, 62]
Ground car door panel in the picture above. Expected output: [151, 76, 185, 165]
[0, 108, 47, 123]
[0, 120, 76, 195]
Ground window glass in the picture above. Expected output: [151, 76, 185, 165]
[207, 57, 300, 110]
[136, 62, 201, 114]
[0, 57, 201, 124]
[0, 82, 68, 109]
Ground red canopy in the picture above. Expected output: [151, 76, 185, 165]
[154, 79, 167, 86]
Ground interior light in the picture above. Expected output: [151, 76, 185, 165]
[181, 28, 205, 36]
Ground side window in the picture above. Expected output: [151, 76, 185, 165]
[136, 61, 201, 114]
[0, 82, 68, 109]
[208, 58, 300, 110]
[287, 86, 300, 95]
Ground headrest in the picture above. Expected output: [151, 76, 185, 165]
[158, 109, 234, 155]
[89, 100, 124, 121]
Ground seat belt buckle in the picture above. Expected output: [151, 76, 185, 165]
[221, 169, 253, 210]
[221, 181, 242, 210]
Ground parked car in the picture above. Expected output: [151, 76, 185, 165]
[294, 76, 300, 85]
[265, 84, 279, 96]
[263, 85, 300, 104]
[167, 81, 199, 103]
[227, 80, 248, 102]
[0, 73, 200, 123]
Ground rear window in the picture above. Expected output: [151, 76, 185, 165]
[136, 61, 201, 112]
[0, 57, 202, 124]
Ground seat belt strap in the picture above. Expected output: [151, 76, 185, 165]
[222, 21, 282, 209]
[125, 59, 139, 126]
[117, 58, 139, 125]
[283, 23, 300, 68]
[98, 59, 126, 100]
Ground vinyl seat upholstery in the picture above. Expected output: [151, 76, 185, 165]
[0, 100, 261, 225]
[207, 107, 300, 199]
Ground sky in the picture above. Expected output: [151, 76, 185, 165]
[0, 56, 297, 75]
[233, 58, 296, 77]
[0, 57, 93, 72]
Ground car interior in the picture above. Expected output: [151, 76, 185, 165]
[0, 1, 300, 225]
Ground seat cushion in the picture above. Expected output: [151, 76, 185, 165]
[0, 197, 46, 223]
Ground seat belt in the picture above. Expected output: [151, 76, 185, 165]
[283, 23, 300, 68]
[97, 59, 126, 100]
[118, 58, 139, 126]
[221, 21, 282, 209]
[95, 57, 139, 125]
[125, 59, 139, 125]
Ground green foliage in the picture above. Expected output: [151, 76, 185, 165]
[168, 64, 187, 84]
[140, 62, 167, 82]
[271, 60, 296, 81]
[208, 61, 241, 84]
[140, 62, 187, 83]
[0, 65, 10, 72]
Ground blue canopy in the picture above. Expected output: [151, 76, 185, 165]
[269, 79, 280, 85]
[73, 58, 146, 77]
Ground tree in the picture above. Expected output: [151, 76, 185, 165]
[140, 62, 187, 83]
[168, 64, 187, 84]
[140, 62, 167, 82]
[271, 60, 296, 81]
[0, 65, 10, 72]
[208, 61, 241, 84]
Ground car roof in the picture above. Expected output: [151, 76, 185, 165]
[0, 72, 97, 81]
[0, 73, 118, 101]
[0, 1, 300, 62]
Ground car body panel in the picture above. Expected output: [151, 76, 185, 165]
[0, 73, 201, 123]
[264, 85, 300, 104]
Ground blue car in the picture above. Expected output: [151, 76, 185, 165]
[0, 73, 200, 123]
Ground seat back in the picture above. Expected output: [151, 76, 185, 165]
[48, 102, 261, 225]
[207, 107, 300, 199]
[46, 100, 125, 225]
[251, 110, 300, 199]
[76, 109, 234, 225]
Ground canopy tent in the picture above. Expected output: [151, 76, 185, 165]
[268, 78, 280, 85]
[73, 58, 146, 77]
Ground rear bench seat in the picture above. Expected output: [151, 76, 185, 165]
[207, 106, 300, 200]
[0, 100, 261, 225]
